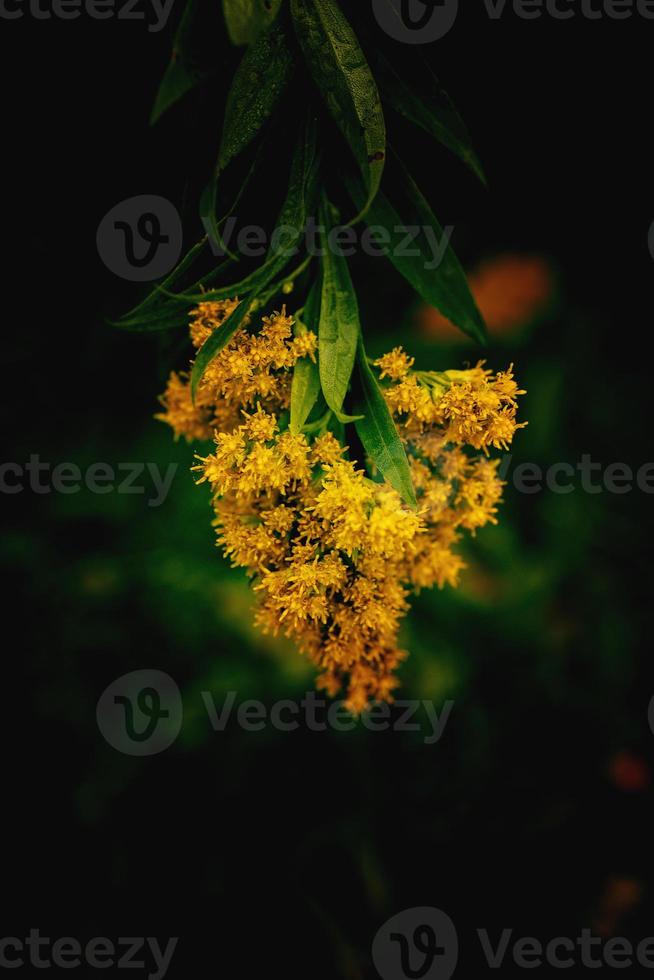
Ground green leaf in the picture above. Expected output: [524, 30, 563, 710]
[223, 0, 282, 45]
[190, 297, 251, 399]
[113, 238, 210, 328]
[353, 339, 416, 509]
[290, 351, 321, 435]
[299, 272, 322, 333]
[290, 280, 321, 434]
[219, 20, 295, 172]
[110, 308, 191, 333]
[317, 200, 360, 417]
[190, 250, 307, 398]
[199, 179, 239, 262]
[150, 0, 214, 124]
[190, 118, 320, 398]
[291, 0, 385, 221]
[346, 155, 487, 345]
[168, 116, 320, 306]
[151, 61, 204, 126]
[198, 139, 266, 264]
[117, 118, 318, 334]
[371, 50, 486, 186]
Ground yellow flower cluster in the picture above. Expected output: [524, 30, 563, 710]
[380, 351, 526, 453]
[157, 304, 525, 711]
[156, 298, 317, 441]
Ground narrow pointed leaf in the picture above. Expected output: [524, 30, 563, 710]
[371, 49, 486, 185]
[182, 117, 319, 298]
[110, 308, 190, 333]
[219, 20, 294, 172]
[128, 120, 317, 329]
[151, 0, 215, 124]
[290, 279, 321, 434]
[318, 203, 360, 415]
[290, 348, 321, 435]
[195, 142, 265, 272]
[190, 297, 251, 399]
[191, 119, 320, 398]
[353, 339, 416, 509]
[200, 180, 239, 261]
[223, 0, 283, 45]
[346, 157, 486, 345]
[151, 61, 205, 126]
[291, 0, 385, 221]
[119, 142, 265, 327]
[114, 238, 210, 328]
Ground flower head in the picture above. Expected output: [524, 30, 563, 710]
[157, 299, 526, 709]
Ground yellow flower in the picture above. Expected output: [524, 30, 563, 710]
[189, 298, 240, 349]
[156, 298, 526, 709]
[411, 535, 466, 590]
[261, 504, 297, 535]
[433, 361, 527, 452]
[385, 375, 438, 424]
[455, 457, 504, 532]
[366, 488, 423, 559]
[291, 331, 318, 361]
[374, 346, 415, 381]
[155, 372, 214, 442]
[241, 405, 278, 442]
[311, 432, 345, 466]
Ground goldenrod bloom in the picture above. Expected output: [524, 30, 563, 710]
[157, 304, 526, 711]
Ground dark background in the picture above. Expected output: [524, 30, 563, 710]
[2, 1, 653, 976]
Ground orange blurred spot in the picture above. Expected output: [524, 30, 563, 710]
[608, 751, 650, 793]
[593, 874, 644, 938]
[418, 253, 554, 340]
